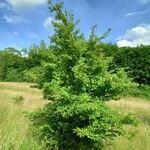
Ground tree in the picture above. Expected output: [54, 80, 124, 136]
[113, 45, 150, 85]
[0, 47, 26, 81]
[31, 1, 135, 149]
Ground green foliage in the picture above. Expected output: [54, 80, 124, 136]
[127, 84, 150, 99]
[14, 96, 24, 105]
[0, 47, 25, 81]
[120, 113, 139, 126]
[101, 43, 119, 57]
[31, 1, 135, 149]
[27, 41, 47, 68]
[113, 45, 150, 85]
[5, 68, 25, 82]
[23, 67, 42, 83]
[32, 96, 124, 149]
[0, 41, 48, 82]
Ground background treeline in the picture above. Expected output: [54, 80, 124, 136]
[0, 42, 149, 86]
[0, 41, 48, 82]
[0, 41, 150, 101]
[101, 43, 150, 85]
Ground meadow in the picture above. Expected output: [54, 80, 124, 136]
[0, 82, 45, 150]
[0, 82, 149, 150]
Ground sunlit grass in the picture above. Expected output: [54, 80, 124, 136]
[105, 97, 150, 150]
[0, 82, 150, 150]
[0, 82, 45, 150]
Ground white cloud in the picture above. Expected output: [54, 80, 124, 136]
[3, 14, 29, 24]
[0, 2, 10, 10]
[44, 17, 53, 28]
[125, 12, 138, 17]
[117, 24, 150, 47]
[138, 0, 150, 4]
[125, 9, 149, 17]
[6, 0, 47, 10]
[117, 40, 133, 47]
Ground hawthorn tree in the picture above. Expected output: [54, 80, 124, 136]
[32, 1, 135, 149]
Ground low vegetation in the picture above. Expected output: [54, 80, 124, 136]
[0, 82, 45, 150]
[106, 97, 150, 150]
[0, 82, 149, 150]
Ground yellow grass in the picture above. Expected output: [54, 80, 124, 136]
[0, 82, 150, 150]
[0, 82, 45, 150]
[105, 97, 150, 150]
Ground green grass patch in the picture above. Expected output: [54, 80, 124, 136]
[127, 85, 150, 100]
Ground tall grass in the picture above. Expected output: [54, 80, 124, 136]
[0, 82, 150, 150]
[105, 97, 150, 150]
[0, 82, 45, 150]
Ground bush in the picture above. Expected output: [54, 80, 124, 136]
[128, 84, 150, 99]
[14, 96, 24, 105]
[32, 96, 124, 149]
[5, 68, 24, 82]
[23, 67, 43, 83]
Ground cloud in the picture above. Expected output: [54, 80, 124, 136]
[125, 9, 150, 17]
[117, 24, 150, 47]
[0, 2, 10, 10]
[3, 14, 29, 24]
[125, 12, 139, 17]
[138, 0, 150, 4]
[6, 0, 47, 10]
[43, 17, 54, 28]
[117, 40, 134, 47]
[14, 31, 20, 36]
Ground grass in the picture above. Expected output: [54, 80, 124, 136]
[0, 82, 46, 150]
[105, 97, 150, 150]
[0, 82, 150, 150]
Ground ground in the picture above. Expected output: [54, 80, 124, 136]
[0, 82, 150, 150]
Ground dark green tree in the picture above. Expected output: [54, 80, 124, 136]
[0, 47, 26, 81]
[113, 45, 150, 85]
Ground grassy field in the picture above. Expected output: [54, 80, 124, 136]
[0, 82, 45, 150]
[0, 82, 150, 150]
[105, 97, 150, 150]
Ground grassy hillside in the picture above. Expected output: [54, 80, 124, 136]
[0, 82, 150, 150]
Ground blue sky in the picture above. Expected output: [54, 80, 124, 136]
[0, 0, 150, 49]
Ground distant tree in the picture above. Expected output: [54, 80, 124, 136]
[27, 41, 49, 68]
[101, 43, 119, 57]
[0, 48, 26, 81]
[113, 45, 150, 85]
[0, 42, 50, 82]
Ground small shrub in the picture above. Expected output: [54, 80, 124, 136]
[14, 96, 24, 105]
[121, 113, 139, 126]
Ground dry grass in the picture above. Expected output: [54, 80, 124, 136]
[0, 82, 46, 150]
[108, 97, 150, 111]
[105, 97, 150, 150]
[0, 82, 150, 150]
[0, 82, 46, 111]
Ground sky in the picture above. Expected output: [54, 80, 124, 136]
[0, 0, 150, 49]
